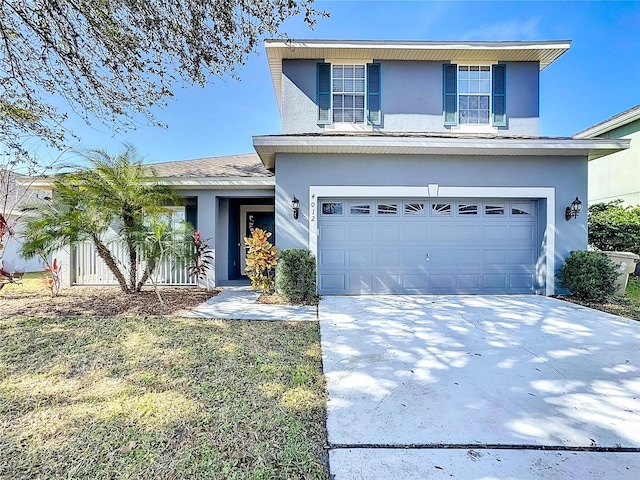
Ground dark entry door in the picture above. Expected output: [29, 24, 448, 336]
[247, 211, 275, 241]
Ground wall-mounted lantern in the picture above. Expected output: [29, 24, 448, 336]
[291, 196, 300, 219]
[565, 197, 583, 221]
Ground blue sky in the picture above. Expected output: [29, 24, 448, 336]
[48, 0, 640, 164]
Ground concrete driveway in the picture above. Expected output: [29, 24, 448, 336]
[319, 295, 640, 479]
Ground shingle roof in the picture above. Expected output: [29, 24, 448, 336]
[147, 153, 273, 178]
[574, 104, 640, 138]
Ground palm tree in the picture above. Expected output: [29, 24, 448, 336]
[20, 145, 186, 293]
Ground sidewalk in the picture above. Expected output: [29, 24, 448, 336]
[185, 286, 318, 321]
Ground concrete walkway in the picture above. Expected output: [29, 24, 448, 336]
[319, 295, 640, 479]
[185, 286, 317, 321]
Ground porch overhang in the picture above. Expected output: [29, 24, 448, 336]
[252, 134, 630, 170]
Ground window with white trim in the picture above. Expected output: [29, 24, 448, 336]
[333, 65, 366, 123]
[443, 63, 506, 127]
[458, 66, 491, 124]
[317, 62, 381, 126]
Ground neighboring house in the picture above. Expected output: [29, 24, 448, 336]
[575, 104, 640, 205]
[43, 40, 630, 295]
[0, 170, 46, 273]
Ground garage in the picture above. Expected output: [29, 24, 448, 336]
[317, 197, 540, 294]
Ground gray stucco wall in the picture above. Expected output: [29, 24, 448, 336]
[274, 153, 587, 294]
[281, 59, 540, 135]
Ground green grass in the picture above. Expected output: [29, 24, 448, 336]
[625, 275, 640, 310]
[1, 271, 46, 293]
[0, 316, 328, 479]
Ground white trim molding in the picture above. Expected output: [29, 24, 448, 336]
[309, 184, 556, 296]
[253, 134, 630, 169]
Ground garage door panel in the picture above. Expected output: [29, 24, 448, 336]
[373, 274, 401, 293]
[482, 225, 508, 240]
[483, 250, 508, 265]
[456, 249, 483, 267]
[321, 225, 346, 242]
[428, 225, 454, 242]
[456, 225, 482, 243]
[320, 249, 345, 267]
[403, 274, 429, 289]
[318, 198, 539, 295]
[457, 274, 482, 290]
[510, 274, 534, 290]
[375, 225, 401, 242]
[402, 249, 428, 265]
[320, 274, 346, 292]
[404, 225, 428, 241]
[510, 249, 535, 264]
[349, 249, 373, 267]
[509, 224, 536, 243]
[348, 273, 373, 293]
[375, 249, 402, 267]
[349, 225, 373, 241]
[484, 274, 507, 289]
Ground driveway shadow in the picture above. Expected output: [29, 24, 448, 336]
[319, 295, 640, 448]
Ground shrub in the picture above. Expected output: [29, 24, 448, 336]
[244, 228, 278, 292]
[276, 249, 318, 305]
[557, 250, 619, 301]
[588, 200, 640, 255]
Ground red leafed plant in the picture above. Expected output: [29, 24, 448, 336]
[244, 228, 278, 292]
[41, 257, 62, 297]
[187, 231, 214, 289]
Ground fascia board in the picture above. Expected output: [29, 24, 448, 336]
[575, 108, 640, 138]
[253, 136, 630, 168]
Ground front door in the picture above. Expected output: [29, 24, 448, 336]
[240, 207, 275, 275]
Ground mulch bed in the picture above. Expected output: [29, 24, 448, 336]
[554, 295, 640, 320]
[0, 286, 220, 319]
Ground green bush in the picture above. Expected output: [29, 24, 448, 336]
[276, 249, 318, 305]
[556, 250, 619, 301]
[588, 200, 640, 255]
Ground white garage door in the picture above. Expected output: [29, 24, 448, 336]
[317, 198, 539, 295]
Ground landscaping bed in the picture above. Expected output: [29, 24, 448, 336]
[0, 313, 328, 479]
[555, 276, 640, 321]
[0, 282, 220, 319]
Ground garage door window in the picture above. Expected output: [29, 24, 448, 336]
[322, 202, 343, 215]
[511, 202, 532, 216]
[485, 204, 505, 215]
[404, 202, 426, 215]
[377, 203, 399, 215]
[350, 203, 371, 215]
[431, 203, 452, 216]
[458, 203, 478, 215]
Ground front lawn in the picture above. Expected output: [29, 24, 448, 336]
[0, 316, 328, 479]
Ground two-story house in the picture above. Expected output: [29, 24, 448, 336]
[53, 39, 629, 295]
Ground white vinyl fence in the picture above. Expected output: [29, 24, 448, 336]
[73, 241, 197, 286]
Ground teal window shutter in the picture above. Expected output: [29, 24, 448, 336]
[317, 62, 331, 125]
[443, 63, 457, 126]
[367, 63, 381, 125]
[492, 64, 507, 127]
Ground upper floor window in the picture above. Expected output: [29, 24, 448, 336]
[458, 66, 491, 124]
[317, 62, 381, 126]
[333, 65, 366, 123]
[443, 63, 506, 127]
